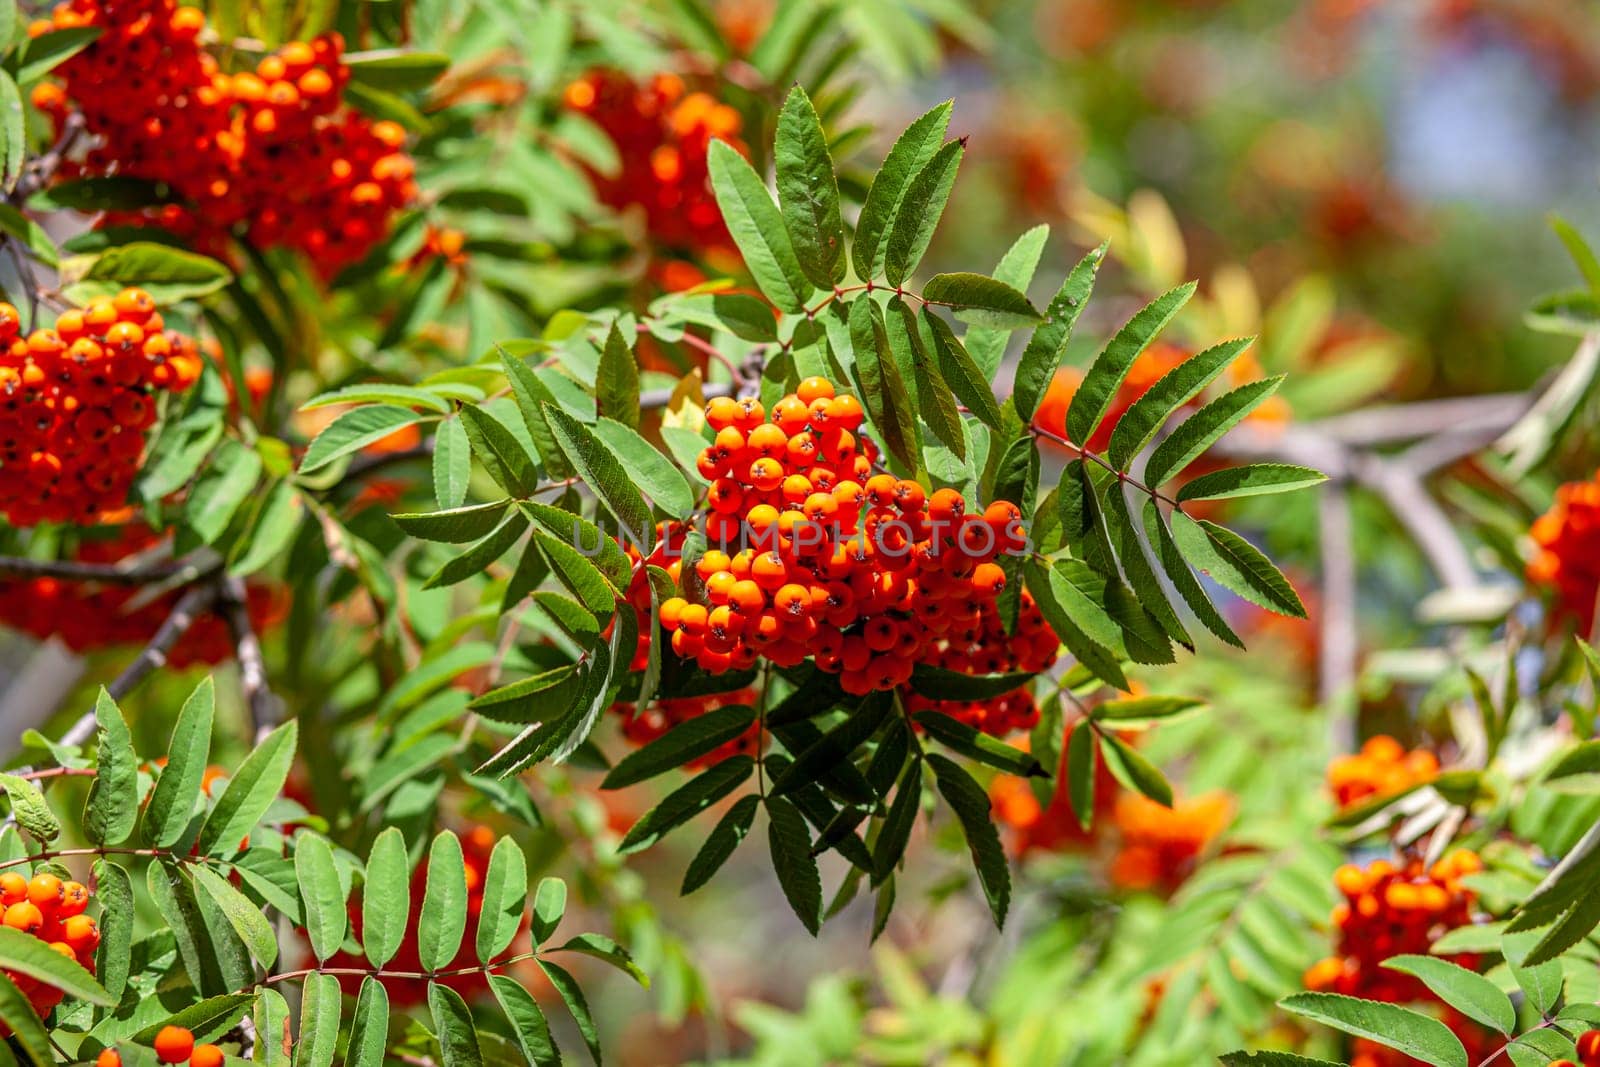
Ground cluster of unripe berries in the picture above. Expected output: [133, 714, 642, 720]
[0, 290, 199, 526]
[33, 0, 415, 273]
[0, 523, 282, 664]
[1527, 469, 1600, 633]
[0, 871, 99, 1022]
[658, 378, 1040, 700]
[1325, 734, 1440, 810]
[96, 1026, 224, 1067]
[1304, 852, 1496, 1067]
[563, 70, 744, 259]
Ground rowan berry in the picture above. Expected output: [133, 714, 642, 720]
[3, 901, 43, 934]
[0, 873, 25, 905]
[154, 1026, 195, 1064]
[1578, 1030, 1600, 1061]
[96, 1050, 121, 1067]
[189, 1046, 224, 1067]
[797, 376, 835, 404]
[26, 873, 62, 910]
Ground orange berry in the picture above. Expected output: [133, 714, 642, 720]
[190, 1046, 224, 1067]
[0, 873, 26, 905]
[3, 901, 43, 934]
[154, 1026, 195, 1064]
[96, 1050, 122, 1067]
[27, 873, 63, 910]
[797, 376, 835, 404]
[57, 881, 89, 917]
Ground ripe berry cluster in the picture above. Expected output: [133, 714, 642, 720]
[1326, 734, 1439, 810]
[1527, 469, 1600, 633]
[0, 523, 283, 664]
[563, 70, 744, 259]
[1303, 852, 1498, 1067]
[0, 871, 99, 1024]
[95, 1026, 224, 1067]
[659, 378, 1036, 699]
[902, 593, 1060, 735]
[32, 0, 415, 273]
[0, 291, 200, 526]
[1106, 791, 1233, 892]
[989, 727, 1119, 854]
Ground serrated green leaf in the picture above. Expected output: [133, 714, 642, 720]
[709, 139, 810, 312]
[602, 704, 757, 789]
[302, 383, 451, 414]
[776, 85, 845, 287]
[542, 404, 654, 550]
[197, 719, 296, 857]
[422, 510, 529, 590]
[0, 925, 113, 1005]
[362, 827, 410, 968]
[922, 272, 1041, 330]
[93, 859, 133, 999]
[927, 753, 1010, 926]
[554, 932, 648, 988]
[925, 313, 1003, 431]
[1381, 955, 1514, 1034]
[0, 972, 51, 1065]
[682, 793, 760, 895]
[767, 795, 822, 935]
[296, 972, 341, 1067]
[883, 138, 963, 287]
[596, 323, 640, 429]
[429, 982, 484, 1067]
[1170, 513, 1306, 618]
[192, 865, 277, 968]
[82, 241, 232, 302]
[498, 347, 573, 480]
[491, 975, 559, 1066]
[1106, 337, 1252, 469]
[295, 832, 346, 962]
[854, 101, 952, 280]
[392, 500, 511, 543]
[538, 960, 601, 1064]
[347, 978, 390, 1067]
[1066, 281, 1196, 448]
[1098, 732, 1173, 807]
[1092, 694, 1207, 726]
[617, 756, 753, 854]
[419, 830, 469, 972]
[1145, 376, 1283, 487]
[1012, 241, 1106, 423]
[531, 876, 566, 946]
[913, 710, 1045, 777]
[848, 295, 918, 471]
[433, 416, 471, 508]
[1278, 992, 1467, 1067]
[1065, 720, 1095, 829]
[143, 676, 214, 848]
[1143, 498, 1243, 648]
[476, 836, 527, 963]
[300, 405, 424, 474]
[590, 417, 695, 516]
[1176, 463, 1327, 503]
[0, 775, 55, 843]
[458, 403, 540, 497]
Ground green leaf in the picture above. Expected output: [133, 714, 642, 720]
[591, 417, 695, 516]
[1012, 241, 1107, 423]
[491, 975, 559, 1066]
[1092, 694, 1207, 727]
[421, 510, 529, 590]
[890, 298, 963, 458]
[300, 405, 424, 473]
[1106, 337, 1252, 469]
[0, 775, 55, 843]
[849, 295, 919, 471]
[1145, 376, 1284, 487]
[228, 477, 303, 577]
[854, 101, 952, 280]
[0, 926, 113, 1005]
[84, 688, 138, 846]
[429, 982, 485, 1067]
[1176, 463, 1327, 503]
[965, 224, 1051, 378]
[344, 49, 450, 90]
[1023, 557, 1128, 690]
[1066, 281, 1196, 448]
[1380, 955, 1515, 1034]
[596, 323, 641, 429]
[925, 313, 1004, 430]
[1065, 720, 1095, 829]
[301, 383, 452, 415]
[1170, 512, 1306, 618]
[362, 827, 410, 968]
[538, 960, 602, 1064]
[602, 704, 757, 789]
[530, 876, 567, 945]
[543, 404, 654, 550]
[682, 793, 760, 895]
[347, 978, 390, 1067]
[14, 26, 99, 84]
[393, 500, 511, 543]
[1219, 1054, 1347, 1067]
[769, 692, 892, 803]
[776, 85, 845, 287]
[419, 830, 469, 972]
[1096, 474, 1192, 650]
[1098, 731, 1173, 807]
[1278, 992, 1468, 1067]
[883, 138, 963, 287]
[433, 416, 471, 508]
[0, 203, 58, 269]
[83, 242, 233, 301]
[708, 138, 810, 312]
[532, 527, 618, 618]
[617, 756, 754, 854]
[184, 439, 263, 544]
[1544, 740, 1600, 793]
[143, 676, 215, 848]
[458, 403, 540, 497]
[907, 664, 1035, 701]
[476, 836, 527, 963]
[1550, 213, 1600, 295]
[554, 932, 648, 987]
[93, 859, 133, 999]
[922, 272, 1041, 330]
[767, 795, 823, 935]
[1143, 499, 1243, 648]
[927, 753, 1010, 927]
[0, 972, 51, 1065]
[498, 347, 573, 480]
[296, 972, 342, 1067]
[192, 866, 278, 968]
[295, 832, 346, 962]
[0, 71, 20, 194]
[197, 719, 297, 857]
[522, 500, 631, 591]
[254, 988, 292, 1067]
[913, 711, 1046, 777]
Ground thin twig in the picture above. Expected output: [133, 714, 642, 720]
[219, 576, 282, 744]
[0, 554, 192, 585]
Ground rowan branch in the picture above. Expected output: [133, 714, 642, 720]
[0, 554, 193, 585]
[219, 576, 283, 744]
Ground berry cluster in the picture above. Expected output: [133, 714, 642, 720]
[659, 378, 1037, 697]
[1528, 469, 1600, 633]
[989, 726, 1120, 855]
[902, 592, 1059, 736]
[331, 825, 525, 1004]
[95, 1026, 224, 1067]
[1326, 735, 1439, 810]
[1107, 791, 1233, 893]
[1303, 852, 1498, 1067]
[563, 70, 744, 260]
[33, 0, 415, 273]
[0, 291, 200, 526]
[0, 871, 99, 1023]
[0, 523, 283, 664]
